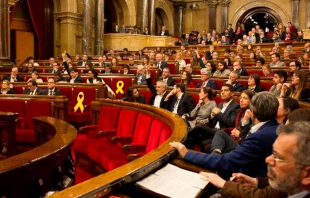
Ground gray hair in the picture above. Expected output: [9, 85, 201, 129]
[250, 91, 279, 122]
[157, 80, 167, 88]
[277, 121, 310, 168]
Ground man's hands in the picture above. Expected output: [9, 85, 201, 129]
[199, 172, 226, 188]
[231, 173, 258, 188]
[169, 142, 188, 158]
[211, 107, 221, 116]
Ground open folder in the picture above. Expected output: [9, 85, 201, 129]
[136, 163, 209, 198]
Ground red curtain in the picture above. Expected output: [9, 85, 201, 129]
[26, 0, 45, 59]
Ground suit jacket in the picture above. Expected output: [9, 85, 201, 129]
[23, 68, 38, 73]
[169, 93, 195, 116]
[158, 77, 176, 87]
[0, 89, 14, 94]
[121, 70, 133, 75]
[232, 82, 244, 92]
[24, 87, 44, 95]
[211, 100, 240, 129]
[239, 69, 248, 76]
[159, 30, 169, 36]
[42, 88, 62, 96]
[146, 77, 170, 110]
[3, 74, 22, 82]
[155, 61, 168, 71]
[221, 178, 287, 198]
[63, 61, 83, 83]
[71, 75, 83, 83]
[184, 120, 279, 177]
[243, 86, 265, 93]
[196, 80, 218, 90]
[77, 61, 87, 66]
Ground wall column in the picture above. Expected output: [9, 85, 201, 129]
[291, 0, 300, 27]
[149, 0, 155, 35]
[174, 2, 186, 37]
[207, 0, 218, 32]
[0, 0, 14, 66]
[95, 0, 104, 55]
[82, 0, 92, 55]
[307, 0, 310, 28]
[139, 0, 149, 32]
[219, 0, 231, 32]
[57, 12, 82, 56]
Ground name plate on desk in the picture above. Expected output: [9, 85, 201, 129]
[136, 163, 209, 198]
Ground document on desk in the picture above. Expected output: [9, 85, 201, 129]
[136, 163, 209, 198]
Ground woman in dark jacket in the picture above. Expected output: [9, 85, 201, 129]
[123, 86, 145, 104]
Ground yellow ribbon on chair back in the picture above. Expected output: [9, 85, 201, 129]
[74, 92, 85, 113]
[115, 81, 124, 94]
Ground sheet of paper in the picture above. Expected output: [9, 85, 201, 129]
[136, 163, 209, 198]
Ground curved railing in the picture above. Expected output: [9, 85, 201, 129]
[51, 99, 188, 198]
[0, 116, 77, 197]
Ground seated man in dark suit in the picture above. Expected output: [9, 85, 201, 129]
[3, 67, 22, 82]
[24, 79, 43, 95]
[170, 91, 279, 178]
[154, 54, 168, 72]
[43, 78, 62, 96]
[77, 54, 88, 66]
[185, 84, 240, 150]
[226, 71, 244, 92]
[23, 63, 38, 74]
[196, 68, 218, 90]
[233, 61, 248, 76]
[68, 67, 83, 83]
[145, 68, 170, 110]
[158, 67, 175, 87]
[164, 83, 195, 117]
[48, 62, 60, 73]
[159, 25, 169, 36]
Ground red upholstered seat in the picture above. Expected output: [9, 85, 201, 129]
[85, 109, 138, 163]
[158, 125, 172, 145]
[137, 89, 152, 104]
[110, 77, 134, 99]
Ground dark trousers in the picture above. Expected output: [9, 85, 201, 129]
[211, 130, 239, 153]
[185, 123, 218, 150]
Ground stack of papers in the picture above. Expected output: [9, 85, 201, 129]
[136, 163, 209, 198]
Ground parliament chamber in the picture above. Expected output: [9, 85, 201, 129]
[1, 0, 310, 197]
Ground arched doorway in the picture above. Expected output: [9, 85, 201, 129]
[238, 7, 282, 33]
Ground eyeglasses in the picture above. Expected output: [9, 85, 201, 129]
[270, 153, 291, 165]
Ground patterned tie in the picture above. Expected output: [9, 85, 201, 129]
[201, 81, 206, 88]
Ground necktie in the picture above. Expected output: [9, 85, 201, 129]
[201, 81, 206, 88]
[173, 98, 180, 114]
[49, 90, 52, 96]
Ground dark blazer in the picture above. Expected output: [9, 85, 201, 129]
[184, 120, 279, 177]
[3, 75, 22, 82]
[142, 31, 150, 35]
[23, 68, 38, 73]
[146, 77, 170, 110]
[212, 100, 240, 129]
[155, 61, 168, 71]
[47, 69, 59, 73]
[159, 30, 169, 36]
[243, 86, 265, 93]
[196, 80, 218, 90]
[158, 77, 176, 87]
[232, 82, 244, 92]
[121, 70, 133, 75]
[42, 88, 62, 96]
[239, 69, 248, 76]
[24, 87, 44, 95]
[77, 61, 87, 66]
[63, 61, 83, 83]
[169, 93, 195, 116]
[0, 89, 14, 94]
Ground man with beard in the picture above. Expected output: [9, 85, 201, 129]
[197, 121, 310, 198]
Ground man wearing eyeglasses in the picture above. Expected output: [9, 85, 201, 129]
[170, 92, 279, 178]
[198, 121, 310, 198]
[43, 78, 62, 96]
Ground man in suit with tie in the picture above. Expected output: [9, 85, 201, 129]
[164, 83, 195, 117]
[43, 78, 62, 96]
[24, 79, 43, 95]
[69, 67, 83, 83]
[196, 68, 218, 90]
[158, 67, 175, 87]
[154, 54, 168, 72]
[3, 67, 22, 82]
[77, 54, 88, 66]
[23, 63, 38, 74]
[185, 84, 240, 149]
[145, 67, 170, 110]
[226, 71, 244, 92]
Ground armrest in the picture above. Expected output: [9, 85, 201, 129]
[98, 129, 116, 137]
[123, 144, 146, 153]
[78, 125, 98, 134]
[127, 153, 144, 162]
[111, 136, 132, 145]
[17, 117, 25, 129]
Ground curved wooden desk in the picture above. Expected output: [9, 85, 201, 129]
[0, 117, 76, 197]
[51, 99, 188, 198]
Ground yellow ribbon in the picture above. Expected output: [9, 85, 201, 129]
[115, 81, 124, 94]
[74, 92, 85, 113]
